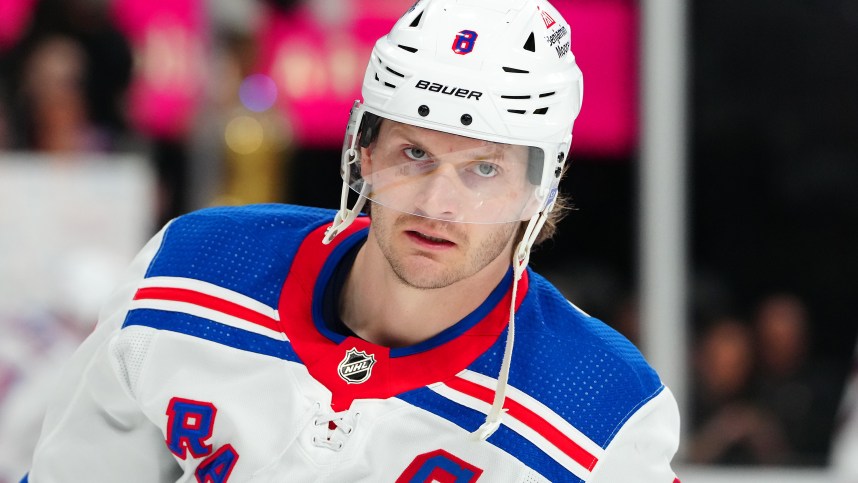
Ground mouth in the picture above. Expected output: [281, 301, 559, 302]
[405, 230, 456, 248]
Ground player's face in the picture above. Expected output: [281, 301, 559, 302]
[363, 122, 521, 289]
[368, 202, 518, 289]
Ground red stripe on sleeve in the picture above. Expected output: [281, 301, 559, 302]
[445, 376, 599, 471]
[134, 287, 280, 333]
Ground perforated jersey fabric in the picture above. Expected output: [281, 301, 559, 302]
[110, 326, 155, 396]
[25, 204, 679, 482]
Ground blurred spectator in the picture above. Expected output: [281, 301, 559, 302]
[753, 293, 844, 465]
[756, 294, 809, 381]
[1, 0, 132, 152]
[18, 35, 106, 152]
[690, 316, 789, 464]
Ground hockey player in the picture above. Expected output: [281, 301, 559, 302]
[24, 0, 681, 481]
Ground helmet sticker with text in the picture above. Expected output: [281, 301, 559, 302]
[452, 30, 478, 55]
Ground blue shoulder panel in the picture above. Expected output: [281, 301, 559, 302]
[396, 270, 665, 481]
[145, 204, 336, 308]
[467, 270, 664, 448]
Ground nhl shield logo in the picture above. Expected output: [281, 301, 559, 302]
[337, 348, 377, 384]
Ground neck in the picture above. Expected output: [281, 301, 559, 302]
[339, 230, 512, 348]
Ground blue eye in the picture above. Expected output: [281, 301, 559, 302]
[472, 162, 499, 178]
[404, 147, 430, 161]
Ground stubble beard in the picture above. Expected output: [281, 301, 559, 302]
[371, 208, 517, 290]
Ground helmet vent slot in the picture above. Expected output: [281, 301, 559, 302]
[501, 95, 531, 100]
[409, 11, 424, 27]
[386, 67, 405, 78]
[383, 82, 397, 89]
[533, 107, 549, 115]
[539, 92, 556, 98]
[507, 109, 526, 114]
[398, 45, 418, 53]
[523, 32, 536, 52]
[502, 67, 530, 74]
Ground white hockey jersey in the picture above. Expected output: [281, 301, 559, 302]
[25, 204, 680, 482]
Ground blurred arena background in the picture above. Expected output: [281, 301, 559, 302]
[0, 0, 856, 481]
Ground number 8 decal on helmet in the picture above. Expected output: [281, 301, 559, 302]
[452, 30, 478, 55]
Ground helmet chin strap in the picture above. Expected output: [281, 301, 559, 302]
[324, 147, 369, 245]
[473, 204, 551, 441]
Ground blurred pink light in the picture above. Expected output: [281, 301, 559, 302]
[0, 0, 38, 51]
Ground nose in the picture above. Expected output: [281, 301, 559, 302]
[412, 164, 466, 221]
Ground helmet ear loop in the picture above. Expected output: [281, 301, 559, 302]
[515, 206, 551, 277]
[324, 145, 370, 244]
[325, 107, 381, 244]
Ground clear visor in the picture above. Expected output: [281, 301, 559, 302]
[342, 112, 546, 224]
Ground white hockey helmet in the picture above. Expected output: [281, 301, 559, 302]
[327, 0, 583, 239]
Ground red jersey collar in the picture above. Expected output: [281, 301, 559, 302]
[278, 217, 529, 410]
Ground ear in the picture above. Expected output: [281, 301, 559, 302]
[360, 145, 373, 178]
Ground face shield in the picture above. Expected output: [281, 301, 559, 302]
[341, 106, 550, 224]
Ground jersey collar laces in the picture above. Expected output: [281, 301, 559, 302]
[312, 406, 360, 451]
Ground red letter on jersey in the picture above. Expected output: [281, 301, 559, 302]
[195, 444, 239, 483]
[396, 449, 484, 483]
[166, 397, 217, 459]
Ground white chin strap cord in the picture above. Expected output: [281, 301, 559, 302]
[324, 147, 368, 245]
[472, 207, 551, 441]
